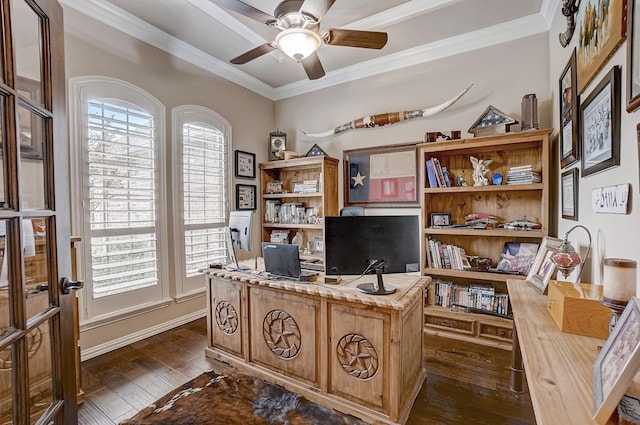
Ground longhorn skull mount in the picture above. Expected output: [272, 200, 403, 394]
[559, 0, 581, 48]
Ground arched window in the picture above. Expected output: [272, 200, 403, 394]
[69, 76, 169, 321]
[172, 106, 231, 298]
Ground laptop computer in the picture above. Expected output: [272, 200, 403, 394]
[261, 242, 318, 282]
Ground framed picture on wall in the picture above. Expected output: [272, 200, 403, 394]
[580, 66, 621, 177]
[234, 150, 256, 179]
[235, 184, 256, 210]
[560, 48, 579, 168]
[561, 168, 579, 220]
[627, 0, 640, 112]
[576, 0, 625, 95]
[343, 142, 419, 208]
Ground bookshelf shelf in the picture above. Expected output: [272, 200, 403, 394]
[418, 128, 553, 350]
[259, 156, 339, 260]
[424, 228, 545, 238]
[422, 183, 542, 194]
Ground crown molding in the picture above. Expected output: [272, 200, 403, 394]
[273, 13, 549, 100]
[60, 0, 554, 101]
[59, 0, 276, 99]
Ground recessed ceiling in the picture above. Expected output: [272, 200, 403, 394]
[59, 0, 557, 100]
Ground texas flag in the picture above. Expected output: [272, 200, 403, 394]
[349, 152, 416, 202]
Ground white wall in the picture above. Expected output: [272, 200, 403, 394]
[548, 7, 639, 292]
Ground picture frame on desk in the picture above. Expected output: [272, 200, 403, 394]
[593, 297, 640, 424]
[525, 236, 563, 294]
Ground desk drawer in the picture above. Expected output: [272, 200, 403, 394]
[424, 312, 474, 335]
[477, 321, 512, 343]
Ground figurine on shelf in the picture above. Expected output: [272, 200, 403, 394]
[470, 156, 493, 186]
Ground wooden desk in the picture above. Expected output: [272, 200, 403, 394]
[205, 269, 427, 425]
[508, 280, 616, 425]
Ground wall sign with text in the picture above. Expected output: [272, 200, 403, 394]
[592, 183, 630, 214]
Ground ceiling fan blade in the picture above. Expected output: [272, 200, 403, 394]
[325, 29, 388, 49]
[230, 42, 277, 64]
[300, 0, 336, 20]
[209, 0, 275, 24]
[301, 52, 325, 80]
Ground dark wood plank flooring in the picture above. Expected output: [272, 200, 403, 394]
[78, 318, 535, 425]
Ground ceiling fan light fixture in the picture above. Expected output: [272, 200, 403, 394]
[275, 28, 321, 61]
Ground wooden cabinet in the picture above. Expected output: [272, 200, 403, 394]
[259, 156, 339, 262]
[418, 129, 552, 349]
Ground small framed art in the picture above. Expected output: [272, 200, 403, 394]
[312, 236, 324, 254]
[525, 236, 563, 294]
[581, 66, 621, 177]
[234, 150, 255, 179]
[593, 297, 640, 424]
[235, 184, 256, 210]
[561, 168, 579, 220]
[559, 48, 579, 168]
[430, 212, 451, 227]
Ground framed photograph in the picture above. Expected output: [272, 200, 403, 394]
[430, 212, 451, 227]
[560, 48, 579, 168]
[627, 0, 640, 112]
[269, 130, 286, 161]
[312, 236, 323, 254]
[593, 297, 640, 424]
[580, 66, 621, 177]
[17, 76, 43, 160]
[496, 242, 540, 275]
[343, 142, 419, 208]
[561, 168, 579, 220]
[576, 0, 625, 95]
[525, 236, 564, 294]
[235, 184, 256, 210]
[234, 150, 255, 179]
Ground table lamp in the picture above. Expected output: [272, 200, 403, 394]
[549, 225, 592, 282]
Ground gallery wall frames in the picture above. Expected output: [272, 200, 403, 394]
[560, 48, 579, 168]
[561, 168, 579, 220]
[234, 150, 256, 179]
[235, 184, 256, 210]
[627, 0, 640, 112]
[580, 66, 621, 177]
[576, 0, 625, 95]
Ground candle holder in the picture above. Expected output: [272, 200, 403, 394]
[599, 258, 637, 334]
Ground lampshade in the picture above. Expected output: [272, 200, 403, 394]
[275, 28, 321, 61]
[550, 225, 592, 281]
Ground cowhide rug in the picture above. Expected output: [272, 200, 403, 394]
[120, 370, 369, 425]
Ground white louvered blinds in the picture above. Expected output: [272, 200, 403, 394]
[87, 99, 159, 297]
[182, 121, 228, 277]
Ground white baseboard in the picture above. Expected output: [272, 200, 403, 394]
[80, 309, 207, 361]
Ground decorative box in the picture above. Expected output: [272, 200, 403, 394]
[546, 280, 611, 339]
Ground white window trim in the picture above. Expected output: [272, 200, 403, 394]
[171, 105, 232, 300]
[69, 76, 170, 323]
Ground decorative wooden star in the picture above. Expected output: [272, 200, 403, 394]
[352, 172, 366, 187]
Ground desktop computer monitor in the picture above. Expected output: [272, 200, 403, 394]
[324, 215, 420, 294]
[225, 210, 253, 270]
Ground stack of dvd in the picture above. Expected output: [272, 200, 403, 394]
[506, 165, 541, 184]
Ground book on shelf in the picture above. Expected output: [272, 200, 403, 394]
[427, 279, 510, 316]
[495, 242, 539, 275]
[506, 165, 541, 184]
[425, 160, 438, 188]
[426, 237, 468, 270]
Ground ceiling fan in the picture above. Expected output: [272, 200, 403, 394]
[211, 0, 388, 80]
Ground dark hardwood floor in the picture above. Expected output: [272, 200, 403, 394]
[78, 318, 535, 425]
